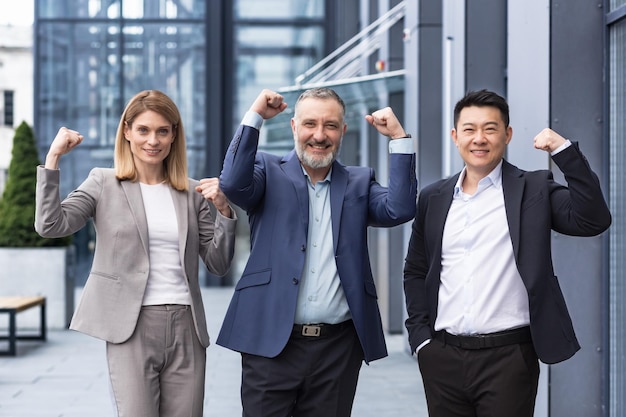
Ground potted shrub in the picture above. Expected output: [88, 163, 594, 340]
[0, 121, 75, 328]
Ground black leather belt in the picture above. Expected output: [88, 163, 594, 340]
[292, 320, 353, 338]
[434, 326, 532, 350]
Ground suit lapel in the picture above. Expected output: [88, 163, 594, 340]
[120, 181, 149, 256]
[330, 162, 348, 253]
[281, 151, 310, 232]
[170, 186, 189, 275]
[501, 160, 524, 259]
[429, 176, 457, 261]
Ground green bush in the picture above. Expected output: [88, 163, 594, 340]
[0, 121, 72, 247]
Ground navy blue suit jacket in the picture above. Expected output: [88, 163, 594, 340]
[216, 124, 417, 363]
[403, 143, 611, 364]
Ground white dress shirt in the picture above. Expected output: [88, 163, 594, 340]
[435, 161, 529, 335]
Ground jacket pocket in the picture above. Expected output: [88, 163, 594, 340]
[343, 193, 368, 207]
[89, 271, 120, 281]
[235, 269, 271, 290]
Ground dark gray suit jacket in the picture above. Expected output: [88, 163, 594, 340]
[403, 143, 611, 364]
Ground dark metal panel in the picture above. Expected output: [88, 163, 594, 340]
[465, 0, 507, 95]
[205, 1, 232, 178]
[416, 0, 443, 187]
[326, 0, 361, 52]
[550, 1, 608, 416]
[204, 2, 234, 286]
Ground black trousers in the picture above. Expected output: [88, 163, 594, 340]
[417, 338, 540, 417]
[241, 321, 364, 417]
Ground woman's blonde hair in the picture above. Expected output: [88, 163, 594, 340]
[114, 90, 189, 191]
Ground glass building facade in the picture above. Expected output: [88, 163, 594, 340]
[233, 0, 325, 129]
[36, 0, 207, 190]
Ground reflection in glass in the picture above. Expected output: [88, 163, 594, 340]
[38, 0, 205, 19]
[235, 0, 323, 18]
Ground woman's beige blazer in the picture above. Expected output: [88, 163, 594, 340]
[35, 166, 236, 347]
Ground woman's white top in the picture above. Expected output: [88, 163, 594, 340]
[139, 182, 192, 306]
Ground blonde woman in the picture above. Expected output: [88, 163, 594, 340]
[35, 90, 236, 416]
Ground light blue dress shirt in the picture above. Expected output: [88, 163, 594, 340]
[294, 169, 352, 324]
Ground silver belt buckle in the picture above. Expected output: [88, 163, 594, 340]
[301, 324, 321, 337]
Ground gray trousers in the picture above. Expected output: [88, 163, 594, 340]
[106, 304, 206, 417]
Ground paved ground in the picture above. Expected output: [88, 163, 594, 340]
[0, 287, 427, 416]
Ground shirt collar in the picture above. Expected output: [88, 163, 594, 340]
[302, 165, 332, 187]
[454, 160, 504, 197]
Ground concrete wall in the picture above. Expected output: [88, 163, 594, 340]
[0, 24, 34, 196]
[0, 247, 75, 330]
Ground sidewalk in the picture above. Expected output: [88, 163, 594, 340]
[0, 287, 427, 416]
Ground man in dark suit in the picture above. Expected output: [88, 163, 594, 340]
[404, 89, 611, 417]
[217, 87, 417, 416]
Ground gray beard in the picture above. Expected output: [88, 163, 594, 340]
[299, 150, 334, 169]
[295, 142, 341, 170]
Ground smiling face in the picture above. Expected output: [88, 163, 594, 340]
[291, 97, 347, 181]
[452, 105, 512, 180]
[124, 110, 175, 181]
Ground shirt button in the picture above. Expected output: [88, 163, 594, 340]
[301, 245, 305, 251]
[292, 278, 299, 285]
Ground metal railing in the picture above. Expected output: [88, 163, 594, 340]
[294, 1, 406, 87]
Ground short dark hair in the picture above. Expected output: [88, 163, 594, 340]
[453, 89, 510, 128]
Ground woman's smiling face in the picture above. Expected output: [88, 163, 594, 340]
[124, 110, 175, 174]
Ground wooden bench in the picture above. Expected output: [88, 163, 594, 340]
[0, 296, 47, 356]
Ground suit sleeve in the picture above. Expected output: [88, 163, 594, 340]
[549, 142, 611, 235]
[367, 152, 417, 226]
[403, 188, 433, 353]
[35, 166, 99, 238]
[198, 199, 237, 277]
[219, 124, 267, 211]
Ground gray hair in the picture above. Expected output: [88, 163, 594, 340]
[293, 87, 346, 121]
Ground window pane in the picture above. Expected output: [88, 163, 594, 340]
[3, 91, 14, 127]
[38, 0, 121, 19]
[233, 25, 324, 133]
[38, 21, 122, 194]
[122, 0, 204, 19]
[235, 0, 323, 19]
[37, 19, 206, 196]
[37, 0, 204, 20]
[120, 23, 206, 169]
[610, 0, 626, 10]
